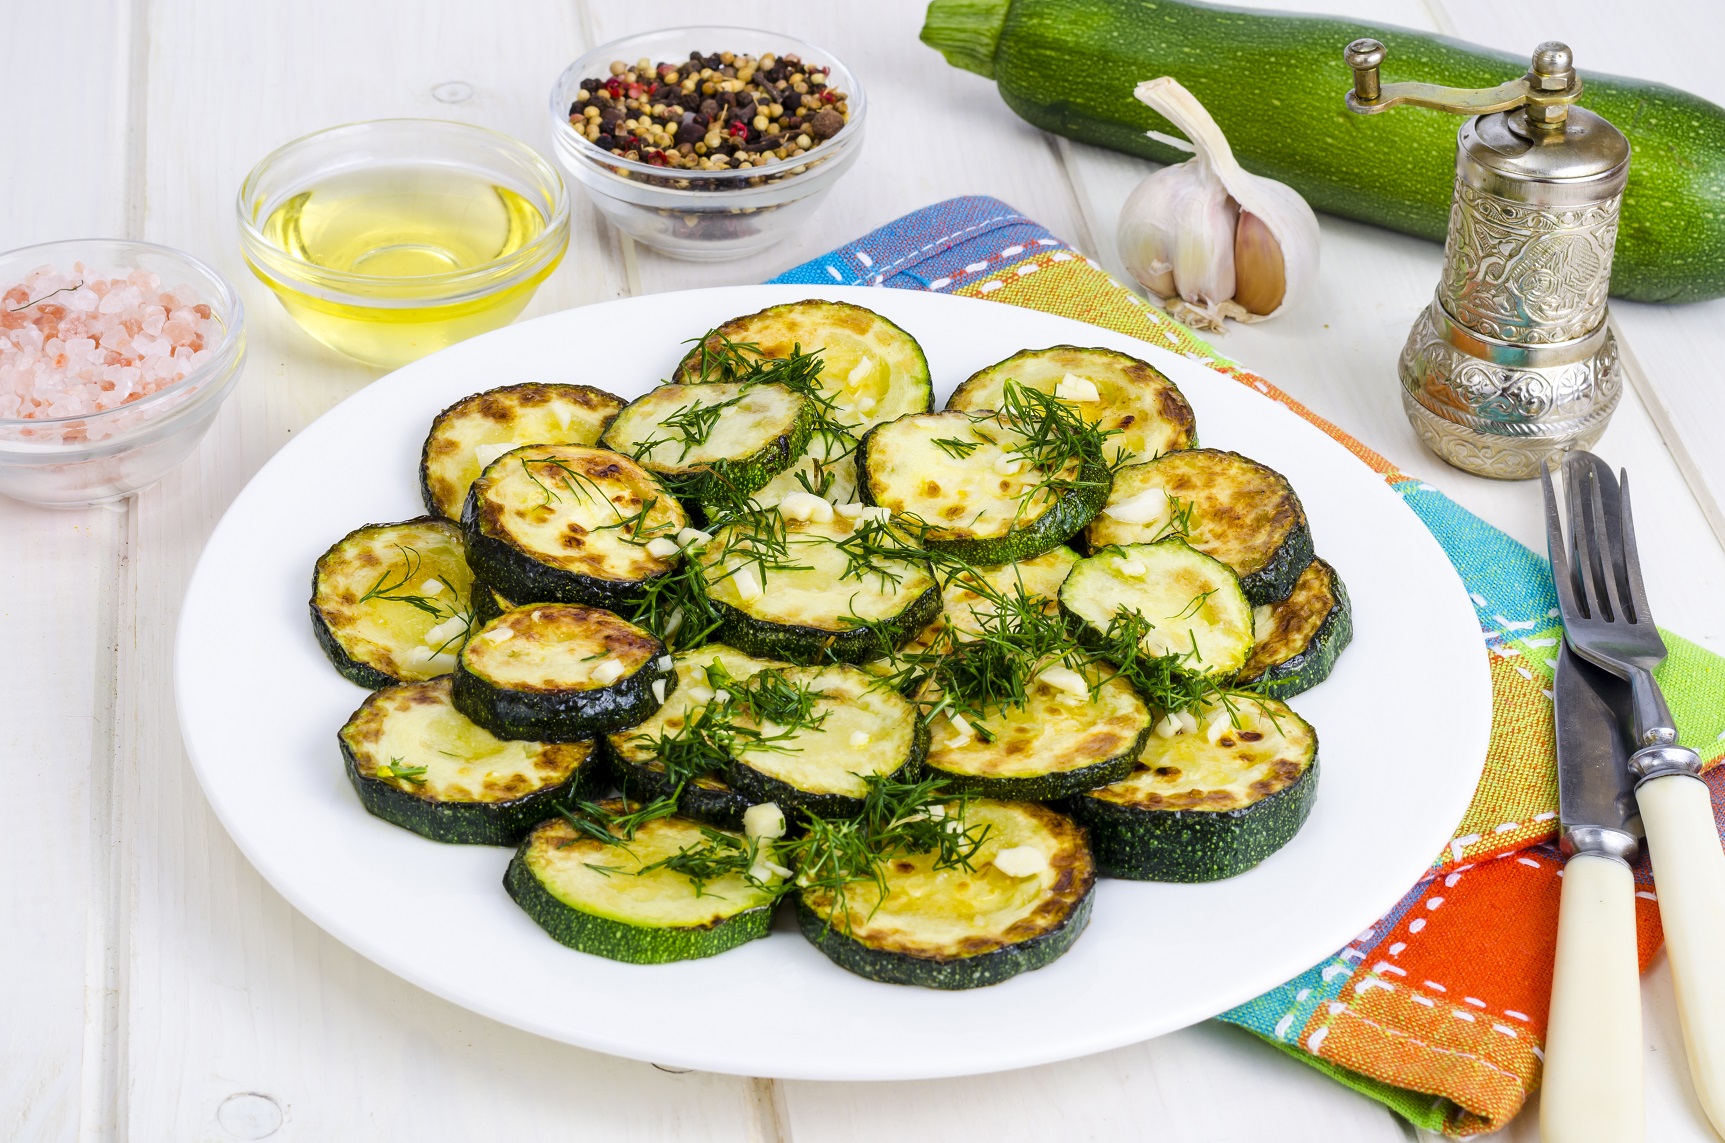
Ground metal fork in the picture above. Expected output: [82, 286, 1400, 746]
[1543, 452, 1683, 756]
[1542, 450, 1725, 1137]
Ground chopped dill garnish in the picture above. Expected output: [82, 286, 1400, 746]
[931, 435, 981, 460]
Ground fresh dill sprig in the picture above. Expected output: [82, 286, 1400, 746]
[561, 774, 990, 924]
[356, 546, 471, 651]
[635, 392, 745, 463]
[993, 379, 1123, 522]
[931, 435, 981, 460]
[681, 328, 862, 451]
[631, 824, 766, 897]
[1087, 606, 1225, 717]
[555, 796, 682, 849]
[374, 757, 429, 785]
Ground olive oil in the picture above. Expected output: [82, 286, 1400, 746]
[250, 165, 561, 369]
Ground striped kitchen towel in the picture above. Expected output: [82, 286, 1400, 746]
[773, 196, 1725, 1137]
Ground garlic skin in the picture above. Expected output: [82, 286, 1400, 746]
[1118, 77, 1320, 329]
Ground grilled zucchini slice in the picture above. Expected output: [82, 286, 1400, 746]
[311, 518, 476, 689]
[600, 381, 813, 502]
[751, 429, 861, 508]
[920, 666, 1151, 800]
[1084, 450, 1313, 606]
[1060, 540, 1255, 678]
[725, 664, 926, 819]
[461, 444, 687, 611]
[857, 410, 1110, 564]
[673, 300, 933, 434]
[420, 383, 626, 521]
[1066, 696, 1318, 882]
[453, 604, 674, 741]
[1239, 559, 1353, 699]
[797, 799, 1095, 989]
[506, 805, 784, 964]
[608, 645, 790, 830]
[946, 345, 1195, 462]
[339, 676, 602, 845]
[705, 512, 940, 665]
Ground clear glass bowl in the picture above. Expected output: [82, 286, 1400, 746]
[0, 238, 246, 507]
[237, 119, 571, 369]
[549, 27, 865, 261]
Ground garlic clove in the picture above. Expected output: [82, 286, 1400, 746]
[1233, 210, 1286, 316]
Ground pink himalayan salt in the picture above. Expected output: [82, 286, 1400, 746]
[0, 263, 220, 438]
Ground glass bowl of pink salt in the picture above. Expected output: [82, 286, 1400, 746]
[0, 238, 246, 506]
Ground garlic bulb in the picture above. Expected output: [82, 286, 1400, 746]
[1118, 77, 1320, 329]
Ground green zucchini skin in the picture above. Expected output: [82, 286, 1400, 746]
[460, 508, 674, 614]
[453, 657, 670, 742]
[710, 584, 942, 666]
[920, 0, 1725, 304]
[311, 603, 397, 690]
[1067, 760, 1318, 882]
[341, 735, 602, 846]
[469, 583, 516, 625]
[611, 756, 755, 832]
[726, 719, 930, 821]
[504, 818, 777, 964]
[795, 887, 1092, 990]
[1242, 520, 1314, 608]
[1240, 559, 1354, 699]
[452, 607, 676, 742]
[856, 419, 1112, 565]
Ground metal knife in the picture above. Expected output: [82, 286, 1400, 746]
[1542, 642, 1646, 1143]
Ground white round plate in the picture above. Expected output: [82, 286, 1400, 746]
[177, 285, 1489, 1080]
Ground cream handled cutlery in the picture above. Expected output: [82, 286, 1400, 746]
[1543, 451, 1725, 1140]
[1541, 642, 1644, 1143]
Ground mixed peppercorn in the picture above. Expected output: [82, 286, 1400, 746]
[569, 51, 851, 173]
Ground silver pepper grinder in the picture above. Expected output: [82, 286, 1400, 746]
[1343, 39, 1629, 480]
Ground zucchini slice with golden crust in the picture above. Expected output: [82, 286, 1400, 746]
[946, 345, 1195, 463]
[1065, 696, 1317, 882]
[1084, 449, 1312, 606]
[704, 512, 940, 665]
[506, 805, 784, 964]
[600, 381, 813, 502]
[724, 663, 927, 819]
[608, 645, 791, 830]
[461, 444, 687, 611]
[420, 383, 626, 521]
[311, 517, 475, 689]
[857, 410, 1110, 564]
[1059, 539, 1255, 678]
[797, 799, 1095, 989]
[919, 664, 1151, 800]
[340, 676, 603, 845]
[1239, 558, 1353, 698]
[453, 604, 674, 742]
[673, 299, 933, 434]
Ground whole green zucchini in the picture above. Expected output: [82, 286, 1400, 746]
[921, 0, 1725, 303]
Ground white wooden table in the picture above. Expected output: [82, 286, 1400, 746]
[7, 1, 1725, 1139]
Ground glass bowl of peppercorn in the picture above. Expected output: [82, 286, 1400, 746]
[549, 27, 865, 261]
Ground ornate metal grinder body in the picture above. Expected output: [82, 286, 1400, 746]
[1344, 39, 1629, 480]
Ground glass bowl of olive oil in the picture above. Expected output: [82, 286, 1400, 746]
[237, 119, 570, 369]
